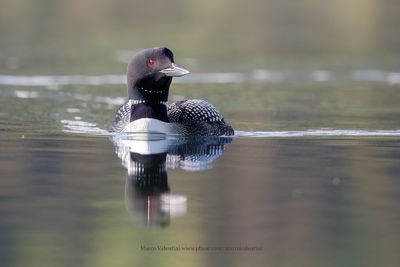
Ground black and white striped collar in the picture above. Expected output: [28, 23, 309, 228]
[127, 99, 168, 106]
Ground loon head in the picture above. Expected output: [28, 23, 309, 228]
[126, 47, 190, 102]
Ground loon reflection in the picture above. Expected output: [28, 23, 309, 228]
[111, 134, 232, 227]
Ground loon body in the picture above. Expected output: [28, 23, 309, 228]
[109, 47, 234, 136]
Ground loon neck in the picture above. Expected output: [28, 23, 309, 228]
[128, 85, 169, 103]
[127, 99, 168, 106]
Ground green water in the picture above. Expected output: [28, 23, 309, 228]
[1, 1, 400, 267]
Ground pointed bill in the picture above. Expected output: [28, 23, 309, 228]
[159, 63, 190, 77]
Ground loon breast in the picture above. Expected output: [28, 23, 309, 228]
[110, 101, 173, 134]
[122, 118, 175, 134]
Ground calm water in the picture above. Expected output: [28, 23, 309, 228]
[2, 1, 400, 266]
[1, 77, 400, 267]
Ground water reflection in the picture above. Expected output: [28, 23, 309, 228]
[111, 134, 232, 227]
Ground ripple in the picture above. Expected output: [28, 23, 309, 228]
[14, 90, 39, 99]
[66, 108, 81, 113]
[235, 129, 400, 138]
[59, 123, 400, 138]
[0, 74, 124, 88]
[2, 70, 400, 87]
[60, 119, 108, 135]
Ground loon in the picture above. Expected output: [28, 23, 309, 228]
[109, 47, 234, 136]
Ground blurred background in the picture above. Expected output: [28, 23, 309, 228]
[1, 0, 400, 74]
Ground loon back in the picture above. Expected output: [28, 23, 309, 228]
[168, 99, 234, 136]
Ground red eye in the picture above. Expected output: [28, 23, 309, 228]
[148, 59, 156, 68]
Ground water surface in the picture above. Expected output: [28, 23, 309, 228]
[1, 76, 400, 267]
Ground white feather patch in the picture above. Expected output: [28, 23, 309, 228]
[122, 118, 175, 134]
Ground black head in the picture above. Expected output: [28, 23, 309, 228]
[127, 47, 189, 102]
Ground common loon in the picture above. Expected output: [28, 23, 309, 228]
[109, 47, 234, 136]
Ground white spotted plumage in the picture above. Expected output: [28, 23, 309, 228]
[110, 99, 234, 136]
